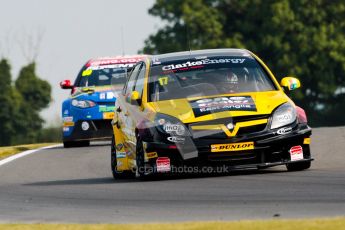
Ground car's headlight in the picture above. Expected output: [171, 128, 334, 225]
[154, 113, 189, 136]
[71, 99, 96, 108]
[270, 102, 297, 129]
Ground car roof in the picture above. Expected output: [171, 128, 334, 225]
[150, 48, 252, 63]
[86, 55, 147, 67]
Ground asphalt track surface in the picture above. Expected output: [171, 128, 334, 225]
[0, 127, 344, 223]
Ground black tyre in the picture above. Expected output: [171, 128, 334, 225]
[135, 135, 155, 180]
[63, 140, 90, 148]
[63, 141, 74, 148]
[79, 140, 90, 147]
[286, 161, 311, 171]
[111, 136, 134, 179]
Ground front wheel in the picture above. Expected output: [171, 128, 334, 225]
[135, 136, 155, 180]
[286, 161, 311, 171]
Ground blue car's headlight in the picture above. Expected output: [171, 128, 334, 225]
[270, 102, 297, 129]
[71, 99, 96, 108]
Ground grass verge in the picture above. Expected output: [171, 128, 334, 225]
[0, 143, 58, 160]
[0, 217, 344, 230]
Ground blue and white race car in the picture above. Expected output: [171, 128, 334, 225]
[60, 55, 145, 148]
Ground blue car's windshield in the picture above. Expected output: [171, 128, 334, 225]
[76, 65, 130, 87]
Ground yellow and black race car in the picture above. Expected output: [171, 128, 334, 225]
[110, 49, 312, 179]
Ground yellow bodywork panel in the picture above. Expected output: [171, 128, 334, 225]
[148, 91, 290, 123]
[304, 138, 311, 145]
[112, 124, 130, 172]
[281, 77, 301, 90]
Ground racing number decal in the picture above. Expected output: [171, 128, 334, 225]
[158, 76, 169, 86]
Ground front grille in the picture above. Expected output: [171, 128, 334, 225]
[189, 128, 228, 139]
[207, 151, 257, 162]
[188, 115, 269, 139]
[92, 120, 112, 130]
[236, 124, 267, 136]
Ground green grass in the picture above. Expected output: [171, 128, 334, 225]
[0, 143, 58, 160]
[0, 217, 344, 230]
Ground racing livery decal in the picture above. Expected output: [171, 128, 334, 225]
[161, 58, 246, 71]
[189, 96, 257, 117]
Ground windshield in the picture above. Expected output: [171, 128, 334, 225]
[75, 64, 132, 88]
[148, 56, 276, 102]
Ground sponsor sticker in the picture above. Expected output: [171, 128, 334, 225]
[162, 58, 246, 71]
[90, 57, 144, 66]
[167, 136, 185, 143]
[116, 151, 126, 158]
[277, 127, 292, 135]
[145, 151, 158, 159]
[99, 105, 115, 112]
[63, 121, 74, 127]
[303, 138, 311, 145]
[63, 116, 73, 122]
[189, 96, 256, 117]
[163, 124, 185, 135]
[107, 92, 114, 99]
[81, 121, 90, 131]
[89, 64, 135, 70]
[277, 114, 292, 122]
[289, 145, 304, 161]
[103, 112, 114, 119]
[211, 142, 254, 152]
[63, 127, 70, 132]
[156, 157, 171, 172]
[116, 143, 124, 151]
[117, 161, 123, 167]
[100, 93, 106, 100]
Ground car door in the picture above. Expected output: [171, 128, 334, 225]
[115, 63, 143, 158]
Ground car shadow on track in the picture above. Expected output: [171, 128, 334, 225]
[23, 168, 289, 186]
[146, 167, 289, 182]
[23, 177, 136, 186]
[51, 141, 111, 150]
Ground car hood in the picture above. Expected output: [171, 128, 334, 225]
[71, 85, 116, 102]
[147, 91, 290, 123]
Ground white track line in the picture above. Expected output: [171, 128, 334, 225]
[0, 144, 62, 166]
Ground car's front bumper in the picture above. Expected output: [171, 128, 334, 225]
[142, 123, 312, 170]
[63, 119, 112, 142]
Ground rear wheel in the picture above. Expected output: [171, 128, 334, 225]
[111, 136, 134, 179]
[286, 161, 311, 171]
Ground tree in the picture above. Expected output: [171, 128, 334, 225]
[15, 63, 51, 111]
[0, 59, 16, 145]
[142, 0, 345, 126]
[13, 63, 52, 144]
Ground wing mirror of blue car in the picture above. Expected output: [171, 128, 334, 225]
[60, 80, 74, 89]
[130, 91, 141, 106]
[280, 77, 301, 91]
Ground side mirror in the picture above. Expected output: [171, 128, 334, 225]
[60, 80, 74, 89]
[280, 77, 301, 91]
[130, 91, 141, 105]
